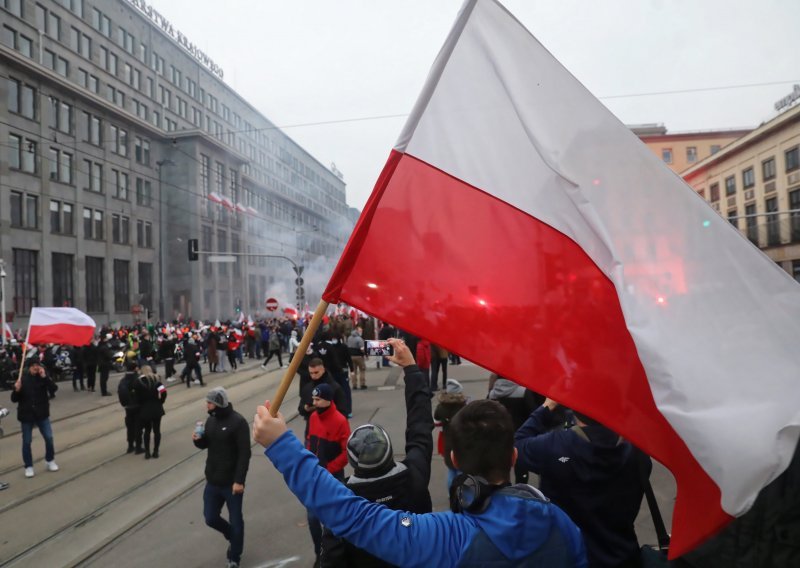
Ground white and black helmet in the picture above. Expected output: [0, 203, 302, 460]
[346, 424, 394, 475]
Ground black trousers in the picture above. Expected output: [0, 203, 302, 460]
[99, 366, 111, 395]
[124, 408, 142, 449]
[85, 364, 97, 390]
[142, 416, 162, 455]
[430, 357, 448, 391]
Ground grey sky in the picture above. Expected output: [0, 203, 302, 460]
[155, 0, 800, 210]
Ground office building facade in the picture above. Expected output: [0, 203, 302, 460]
[1, 0, 351, 327]
[683, 103, 800, 280]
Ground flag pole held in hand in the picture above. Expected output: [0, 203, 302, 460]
[268, 300, 329, 417]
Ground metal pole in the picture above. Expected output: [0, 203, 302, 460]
[158, 166, 165, 322]
[0, 260, 6, 347]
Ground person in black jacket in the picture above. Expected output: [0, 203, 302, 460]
[11, 358, 59, 478]
[180, 337, 203, 387]
[138, 371, 167, 459]
[298, 358, 347, 439]
[97, 335, 114, 396]
[83, 341, 99, 393]
[515, 398, 649, 568]
[193, 387, 250, 568]
[320, 338, 433, 568]
[118, 360, 144, 454]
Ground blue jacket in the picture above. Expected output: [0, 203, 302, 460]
[265, 431, 587, 567]
[515, 406, 649, 568]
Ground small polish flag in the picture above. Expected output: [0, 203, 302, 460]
[4, 323, 13, 339]
[27, 307, 96, 346]
[246, 206, 259, 216]
[235, 202, 247, 213]
[208, 192, 224, 204]
[220, 197, 235, 211]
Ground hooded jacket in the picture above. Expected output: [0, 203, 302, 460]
[307, 400, 350, 475]
[515, 406, 648, 568]
[346, 330, 365, 356]
[320, 365, 433, 568]
[193, 403, 251, 486]
[265, 432, 586, 568]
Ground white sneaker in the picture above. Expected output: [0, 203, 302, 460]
[166, 377, 177, 383]
[260, 364, 267, 370]
[46, 460, 59, 472]
[24, 467, 34, 478]
[192, 379, 200, 385]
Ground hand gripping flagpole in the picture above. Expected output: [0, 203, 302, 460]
[269, 299, 329, 417]
[15, 325, 32, 389]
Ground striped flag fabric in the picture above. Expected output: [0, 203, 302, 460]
[321, 0, 800, 556]
[27, 307, 96, 346]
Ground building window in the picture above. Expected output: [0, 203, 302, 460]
[43, 49, 69, 77]
[727, 209, 738, 228]
[138, 262, 153, 311]
[107, 85, 124, 107]
[85, 256, 104, 312]
[742, 167, 755, 189]
[202, 225, 212, 276]
[13, 248, 38, 315]
[9, 134, 37, 173]
[217, 229, 227, 276]
[113, 260, 129, 312]
[709, 182, 720, 202]
[790, 189, 800, 243]
[145, 222, 152, 248]
[232, 233, 241, 277]
[136, 178, 152, 206]
[766, 196, 780, 246]
[110, 125, 128, 156]
[91, 7, 111, 37]
[10, 191, 38, 228]
[8, 78, 36, 119]
[48, 98, 73, 134]
[52, 253, 74, 307]
[710, 145, 721, 155]
[48, 147, 73, 184]
[111, 215, 129, 244]
[116, 26, 134, 53]
[83, 160, 103, 193]
[84, 207, 103, 239]
[112, 169, 129, 200]
[82, 112, 102, 145]
[78, 69, 99, 93]
[759, 157, 776, 182]
[134, 137, 150, 165]
[786, 146, 800, 173]
[3, 0, 23, 16]
[70, 27, 91, 57]
[661, 148, 672, 164]
[725, 176, 736, 196]
[744, 204, 758, 245]
[2, 25, 33, 58]
[686, 146, 697, 163]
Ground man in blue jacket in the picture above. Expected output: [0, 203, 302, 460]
[515, 398, 650, 568]
[253, 374, 587, 567]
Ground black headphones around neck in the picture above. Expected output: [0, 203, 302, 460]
[449, 473, 511, 514]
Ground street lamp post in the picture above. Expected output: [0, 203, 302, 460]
[156, 159, 175, 322]
[0, 260, 6, 347]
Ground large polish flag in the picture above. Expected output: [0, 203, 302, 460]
[322, 0, 800, 557]
[28, 307, 96, 346]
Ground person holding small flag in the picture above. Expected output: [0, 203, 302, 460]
[12, 357, 59, 478]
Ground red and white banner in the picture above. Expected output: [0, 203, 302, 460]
[28, 307, 96, 346]
[321, 0, 800, 556]
[235, 202, 247, 213]
[208, 192, 223, 204]
[4, 323, 13, 339]
[220, 196, 235, 211]
[246, 206, 259, 216]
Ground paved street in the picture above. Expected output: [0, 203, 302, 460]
[0, 359, 675, 567]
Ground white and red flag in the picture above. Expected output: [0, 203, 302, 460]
[321, 0, 800, 556]
[27, 307, 96, 346]
[208, 192, 224, 204]
[4, 323, 13, 339]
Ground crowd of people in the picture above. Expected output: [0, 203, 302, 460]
[6, 309, 791, 567]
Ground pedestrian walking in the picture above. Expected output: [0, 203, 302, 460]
[346, 328, 367, 390]
[11, 358, 59, 478]
[193, 387, 250, 568]
[98, 335, 114, 396]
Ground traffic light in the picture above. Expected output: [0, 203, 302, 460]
[188, 238, 199, 261]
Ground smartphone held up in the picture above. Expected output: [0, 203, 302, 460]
[365, 340, 394, 357]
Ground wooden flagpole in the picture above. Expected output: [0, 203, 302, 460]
[14, 326, 32, 389]
[269, 299, 329, 417]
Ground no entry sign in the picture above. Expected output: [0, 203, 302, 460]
[265, 298, 279, 311]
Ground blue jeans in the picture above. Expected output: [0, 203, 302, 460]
[203, 483, 244, 563]
[21, 418, 55, 468]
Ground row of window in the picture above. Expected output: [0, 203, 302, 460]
[705, 147, 800, 202]
[12, 248, 153, 315]
[10, 191, 154, 246]
[661, 145, 721, 165]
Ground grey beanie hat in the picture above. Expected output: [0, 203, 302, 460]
[205, 386, 229, 408]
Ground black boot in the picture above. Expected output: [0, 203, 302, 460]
[127, 444, 134, 454]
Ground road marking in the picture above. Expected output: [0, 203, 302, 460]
[251, 556, 301, 568]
